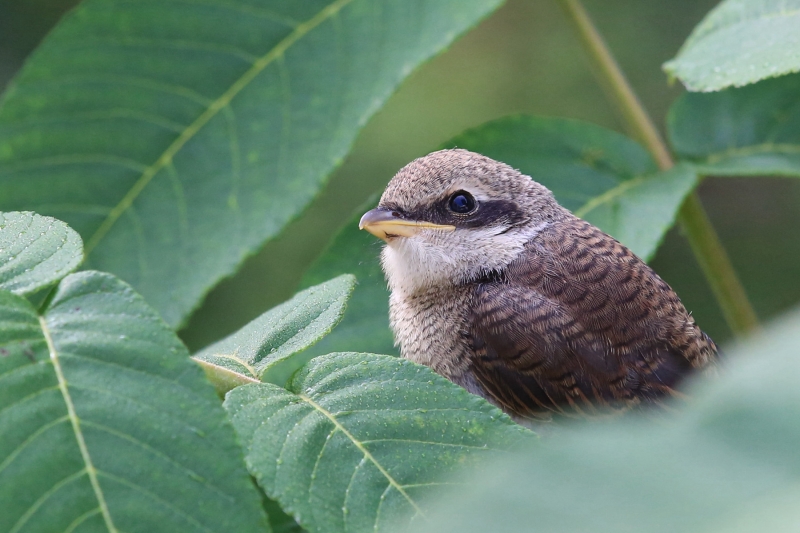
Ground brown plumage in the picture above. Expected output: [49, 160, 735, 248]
[359, 149, 717, 421]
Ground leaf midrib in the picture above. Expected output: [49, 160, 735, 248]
[298, 393, 426, 519]
[84, 0, 356, 256]
[37, 315, 119, 533]
[573, 175, 648, 219]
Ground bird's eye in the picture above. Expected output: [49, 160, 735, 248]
[448, 191, 476, 214]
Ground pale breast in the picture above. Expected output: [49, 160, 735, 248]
[389, 286, 475, 386]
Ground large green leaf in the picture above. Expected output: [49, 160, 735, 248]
[409, 305, 800, 533]
[663, 0, 800, 92]
[0, 271, 268, 533]
[299, 200, 397, 358]
[193, 274, 355, 391]
[0, 211, 82, 295]
[224, 352, 533, 533]
[0, 0, 503, 327]
[668, 73, 800, 177]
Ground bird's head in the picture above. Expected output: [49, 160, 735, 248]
[360, 149, 564, 294]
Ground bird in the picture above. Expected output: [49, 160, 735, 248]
[358, 149, 717, 421]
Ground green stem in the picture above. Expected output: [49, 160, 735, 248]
[559, 0, 759, 335]
[678, 195, 760, 333]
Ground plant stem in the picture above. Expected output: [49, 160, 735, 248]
[558, 0, 759, 335]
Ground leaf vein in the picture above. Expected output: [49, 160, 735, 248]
[96, 470, 216, 533]
[80, 420, 236, 502]
[39, 316, 119, 532]
[0, 415, 69, 475]
[84, 0, 358, 256]
[9, 468, 89, 533]
[0, 154, 148, 176]
[573, 175, 649, 219]
[297, 393, 425, 518]
[58, 37, 259, 63]
[358, 438, 493, 451]
[62, 507, 102, 533]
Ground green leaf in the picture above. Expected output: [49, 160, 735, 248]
[448, 116, 698, 262]
[0, 211, 82, 295]
[193, 274, 355, 389]
[0, 0, 503, 327]
[668, 73, 800, 177]
[224, 352, 533, 533]
[663, 0, 800, 92]
[0, 271, 268, 533]
[299, 200, 397, 358]
[408, 306, 800, 533]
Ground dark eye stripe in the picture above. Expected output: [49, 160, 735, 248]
[392, 198, 528, 229]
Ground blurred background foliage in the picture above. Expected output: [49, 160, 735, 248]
[3, 0, 799, 352]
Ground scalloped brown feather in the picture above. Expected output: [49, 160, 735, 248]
[468, 216, 717, 419]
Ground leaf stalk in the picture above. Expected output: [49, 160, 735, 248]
[558, 0, 759, 335]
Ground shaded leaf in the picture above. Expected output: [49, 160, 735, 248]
[299, 199, 396, 358]
[668, 73, 800, 177]
[0, 0, 503, 327]
[224, 352, 533, 533]
[0, 211, 82, 295]
[663, 0, 800, 92]
[0, 271, 268, 533]
[194, 274, 355, 389]
[408, 306, 800, 533]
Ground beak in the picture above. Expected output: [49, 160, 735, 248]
[358, 207, 455, 241]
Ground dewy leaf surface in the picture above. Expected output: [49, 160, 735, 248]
[408, 305, 800, 533]
[224, 352, 533, 533]
[0, 271, 268, 533]
[663, 0, 800, 92]
[0, 0, 503, 327]
[193, 274, 355, 388]
[0, 211, 83, 295]
[668, 73, 800, 177]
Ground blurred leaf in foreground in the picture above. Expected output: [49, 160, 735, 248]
[409, 305, 800, 533]
[225, 352, 533, 533]
[663, 0, 800, 92]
